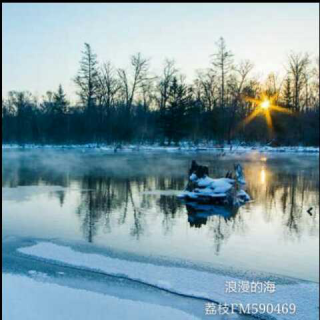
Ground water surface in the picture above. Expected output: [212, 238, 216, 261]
[2, 149, 319, 282]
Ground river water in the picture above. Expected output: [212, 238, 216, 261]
[2, 149, 319, 282]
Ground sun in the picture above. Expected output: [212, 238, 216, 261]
[260, 100, 270, 110]
[238, 92, 292, 136]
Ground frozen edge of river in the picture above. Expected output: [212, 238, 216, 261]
[3, 237, 251, 320]
[2, 273, 202, 320]
[12, 239, 319, 320]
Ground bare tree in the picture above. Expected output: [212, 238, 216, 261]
[118, 53, 149, 111]
[212, 37, 234, 108]
[312, 57, 320, 109]
[287, 52, 310, 112]
[157, 59, 177, 110]
[264, 72, 283, 105]
[235, 60, 254, 98]
[195, 69, 218, 111]
[140, 80, 155, 111]
[98, 62, 121, 111]
[227, 60, 254, 143]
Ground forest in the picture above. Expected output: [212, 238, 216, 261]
[2, 38, 319, 146]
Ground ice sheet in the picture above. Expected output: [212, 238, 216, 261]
[18, 242, 319, 320]
[2, 273, 199, 320]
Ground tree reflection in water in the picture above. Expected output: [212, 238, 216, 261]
[244, 163, 319, 240]
[184, 203, 249, 255]
[2, 151, 319, 246]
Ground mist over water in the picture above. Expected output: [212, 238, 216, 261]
[2, 149, 319, 282]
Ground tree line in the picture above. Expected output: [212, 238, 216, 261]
[2, 38, 319, 146]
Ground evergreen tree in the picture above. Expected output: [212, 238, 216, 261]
[161, 77, 191, 145]
[74, 43, 100, 111]
[283, 76, 293, 109]
[74, 43, 100, 141]
[53, 85, 68, 115]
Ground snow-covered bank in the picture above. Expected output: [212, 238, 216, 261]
[2, 273, 199, 320]
[18, 242, 319, 320]
[2, 143, 319, 154]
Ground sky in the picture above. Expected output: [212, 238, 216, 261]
[2, 3, 319, 100]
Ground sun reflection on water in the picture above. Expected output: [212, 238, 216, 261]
[260, 167, 266, 184]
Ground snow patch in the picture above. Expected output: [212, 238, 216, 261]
[18, 242, 319, 320]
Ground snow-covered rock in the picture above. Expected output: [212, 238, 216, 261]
[178, 163, 250, 206]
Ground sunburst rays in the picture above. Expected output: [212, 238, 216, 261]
[242, 93, 292, 132]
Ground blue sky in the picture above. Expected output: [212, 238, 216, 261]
[2, 3, 319, 100]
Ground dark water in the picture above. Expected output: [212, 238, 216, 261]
[2, 149, 319, 282]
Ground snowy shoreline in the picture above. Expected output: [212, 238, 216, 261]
[2, 143, 319, 154]
[15, 241, 319, 320]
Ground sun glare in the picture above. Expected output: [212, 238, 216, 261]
[261, 100, 270, 110]
[239, 92, 293, 135]
[260, 167, 266, 184]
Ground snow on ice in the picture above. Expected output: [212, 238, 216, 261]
[18, 242, 319, 320]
